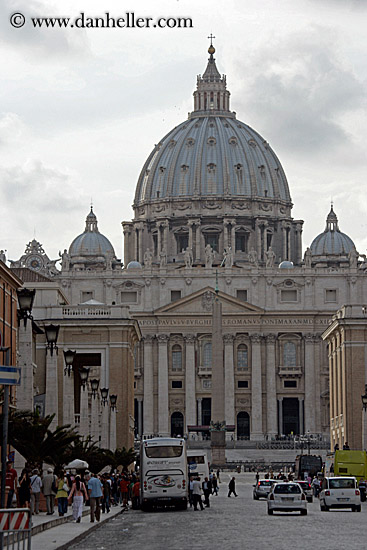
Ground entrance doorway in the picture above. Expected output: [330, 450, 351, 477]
[237, 411, 250, 439]
[171, 412, 184, 437]
[282, 398, 300, 435]
[201, 398, 211, 439]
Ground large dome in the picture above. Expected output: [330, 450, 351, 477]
[69, 208, 115, 257]
[310, 206, 355, 256]
[134, 115, 291, 205]
[134, 47, 290, 207]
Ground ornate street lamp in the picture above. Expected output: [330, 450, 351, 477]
[90, 378, 100, 398]
[79, 367, 90, 390]
[110, 394, 117, 410]
[362, 384, 367, 411]
[16, 288, 35, 327]
[100, 387, 109, 405]
[44, 324, 60, 356]
[63, 349, 76, 376]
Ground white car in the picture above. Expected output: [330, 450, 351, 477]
[267, 482, 307, 515]
[320, 477, 361, 512]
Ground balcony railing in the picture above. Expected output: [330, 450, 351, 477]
[278, 365, 302, 378]
[63, 306, 111, 317]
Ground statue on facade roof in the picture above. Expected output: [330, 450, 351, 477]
[0, 250, 6, 263]
[184, 247, 193, 269]
[303, 247, 312, 268]
[159, 247, 167, 268]
[248, 248, 258, 267]
[223, 246, 233, 268]
[265, 246, 276, 268]
[144, 248, 153, 268]
[348, 246, 359, 269]
[205, 244, 214, 268]
[59, 249, 70, 271]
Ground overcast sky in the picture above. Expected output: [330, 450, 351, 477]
[1, 0, 367, 263]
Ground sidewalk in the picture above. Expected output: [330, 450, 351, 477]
[30, 504, 124, 550]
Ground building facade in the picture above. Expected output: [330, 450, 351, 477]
[7, 45, 367, 444]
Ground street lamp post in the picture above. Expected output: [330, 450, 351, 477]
[79, 367, 90, 390]
[63, 349, 76, 376]
[100, 387, 109, 405]
[16, 288, 35, 327]
[44, 324, 60, 356]
[90, 379, 99, 398]
[361, 384, 367, 450]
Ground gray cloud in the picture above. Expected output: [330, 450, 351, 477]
[233, 26, 366, 156]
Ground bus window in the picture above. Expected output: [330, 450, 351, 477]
[188, 456, 205, 464]
[145, 446, 183, 458]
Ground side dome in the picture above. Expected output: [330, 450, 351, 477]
[310, 206, 355, 256]
[69, 208, 115, 257]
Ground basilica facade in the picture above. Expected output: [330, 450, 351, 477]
[9, 44, 367, 445]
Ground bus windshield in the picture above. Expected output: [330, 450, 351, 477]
[145, 445, 183, 458]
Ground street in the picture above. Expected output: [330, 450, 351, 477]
[70, 472, 366, 550]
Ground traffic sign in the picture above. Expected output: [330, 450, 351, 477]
[0, 366, 21, 385]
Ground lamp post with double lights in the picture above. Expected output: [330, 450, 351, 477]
[90, 379, 100, 442]
[79, 368, 90, 436]
[44, 324, 60, 429]
[62, 349, 76, 427]
[109, 394, 118, 451]
[361, 384, 367, 450]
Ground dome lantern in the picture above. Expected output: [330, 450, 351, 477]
[193, 38, 230, 113]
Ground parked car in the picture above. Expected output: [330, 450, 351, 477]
[296, 480, 313, 503]
[267, 482, 307, 515]
[320, 477, 361, 512]
[253, 479, 277, 500]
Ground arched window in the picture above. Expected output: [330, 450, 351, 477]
[172, 344, 182, 371]
[283, 342, 296, 367]
[237, 344, 248, 370]
[203, 342, 212, 368]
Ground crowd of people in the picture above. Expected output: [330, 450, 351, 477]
[4, 461, 140, 523]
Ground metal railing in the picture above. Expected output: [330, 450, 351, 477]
[0, 508, 31, 550]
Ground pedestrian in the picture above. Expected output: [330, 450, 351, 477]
[30, 469, 42, 514]
[119, 475, 129, 509]
[131, 480, 140, 509]
[88, 472, 103, 523]
[42, 467, 57, 515]
[101, 474, 111, 513]
[228, 476, 238, 497]
[192, 476, 204, 511]
[255, 471, 259, 484]
[202, 477, 211, 507]
[68, 475, 88, 523]
[56, 471, 69, 516]
[189, 476, 194, 507]
[5, 461, 18, 509]
[216, 468, 221, 483]
[18, 469, 31, 509]
[212, 474, 218, 495]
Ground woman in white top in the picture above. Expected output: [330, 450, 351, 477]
[68, 475, 88, 522]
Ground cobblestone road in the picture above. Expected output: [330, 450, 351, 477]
[70, 472, 367, 550]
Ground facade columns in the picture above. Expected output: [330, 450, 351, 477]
[224, 334, 235, 429]
[137, 399, 143, 438]
[255, 221, 262, 259]
[197, 398, 202, 425]
[188, 221, 194, 252]
[250, 334, 263, 440]
[17, 323, 34, 411]
[90, 393, 100, 443]
[231, 223, 236, 252]
[313, 335, 322, 434]
[45, 352, 58, 431]
[157, 334, 169, 436]
[265, 334, 277, 437]
[299, 398, 304, 435]
[304, 333, 315, 433]
[122, 223, 132, 266]
[184, 335, 196, 431]
[143, 336, 154, 436]
[138, 223, 144, 264]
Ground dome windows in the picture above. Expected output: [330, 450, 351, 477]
[186, 138, 195, 147]
[229, 137, 238, 146]
[207, 137, 216, 146]
[207, 163, 216, 173]
[169, 139, 177, 148]
[248, 139, 257, 148]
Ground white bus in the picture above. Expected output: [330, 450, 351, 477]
[187, 450, 209, 480]
[140, 437, 188, 511]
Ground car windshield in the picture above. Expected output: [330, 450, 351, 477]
[259, 481, 273, 486]
[329, 478, 355, 489]
[145, 446, 183, 458]
[274, 484, 301, 494]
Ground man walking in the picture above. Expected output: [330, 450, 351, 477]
[5, 461, 17, 509]
[192, 476, 204, 511]
[88, 473, 103, 523]
[30, 469, 42, 514]
[202, 477, 212, 507]
[228, 476, 238, 497]
[42, 467, 57, 515]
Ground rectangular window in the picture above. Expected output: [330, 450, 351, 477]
[325, 289, 337, 303]
[121, 291, 137, 303]
[81, 291, 93, 303]
[177, 235, 189, 253]
[236, 290, 248, 302]
[281, 289, 297, 302]
[284, 380, 297, 388]
[171, 290, 182, 302]
[204, 234, 219, 252]
[235, 233, 248, 252]
[237, 380, 248, 389]
[172, 380, 183, 389]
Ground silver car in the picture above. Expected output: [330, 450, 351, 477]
[253, 479, 276, 500]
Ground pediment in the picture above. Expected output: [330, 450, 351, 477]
[155, 287, 264, 315]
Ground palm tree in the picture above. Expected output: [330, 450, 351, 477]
[105, 447, 136, 472]
[1, 409, 80, 471]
